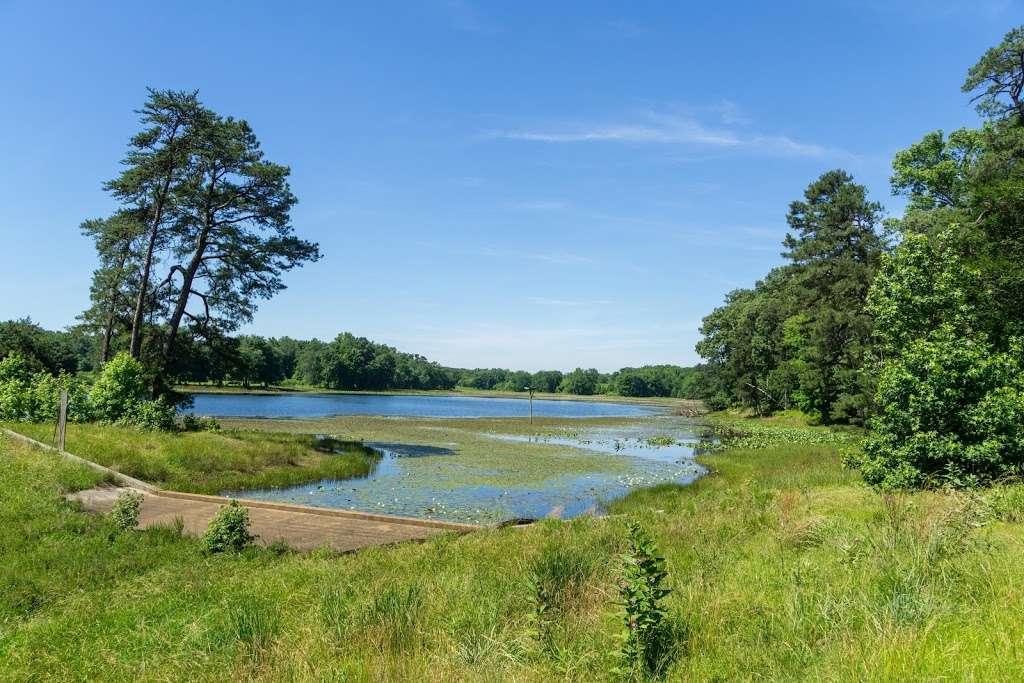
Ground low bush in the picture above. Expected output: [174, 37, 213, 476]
[1, 351, 175, 431]
[0, 353, 92, 423]
[202, 500, 255, 553]
[109, 489, 144, 531]
[851, 331, 1024, 489]
[179, 413, 221, 432]
[90, 353, 176, 431]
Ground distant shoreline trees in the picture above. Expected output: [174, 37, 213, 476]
[0, 318, 702, 399]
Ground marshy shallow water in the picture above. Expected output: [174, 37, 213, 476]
[223, 418, 710, 524]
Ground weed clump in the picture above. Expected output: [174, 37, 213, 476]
[225, 595, 280, 662]
[202, 500, 255, 553]
[109, 489, 144, 531]
[615, 520, 679, 678]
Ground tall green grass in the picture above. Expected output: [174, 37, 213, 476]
[6, 417, 1024, 680]
[2, 422, 378, 493]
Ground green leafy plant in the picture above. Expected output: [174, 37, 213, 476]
[89, 353, 175, 431]
[202, 500, 255, 553]
[615, 521, 675, 678]
[179, 413, 221, 432]
[850, 330, 1024, 489]
[127, 395, 177, 431]
[89, 353, 148, 422]
[109, 489, 144, 531]
[0, 353, 92, 423]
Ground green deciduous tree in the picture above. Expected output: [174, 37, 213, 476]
[848, 26, 1024, 488]
[558, 368, 603, 395]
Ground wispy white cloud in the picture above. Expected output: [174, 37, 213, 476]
[522, 251, 593, 265]
[489, 118, 740, 147]
[484, 108, 842, 159]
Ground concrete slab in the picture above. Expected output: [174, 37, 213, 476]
[68, 485, 470, 552]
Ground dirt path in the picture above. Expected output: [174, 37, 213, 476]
[69, 485, 475, 552]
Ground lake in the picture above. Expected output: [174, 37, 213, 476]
[188, 392, 662, 419]
[223, 419, 710, 524]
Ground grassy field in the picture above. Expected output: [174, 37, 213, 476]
[1, 422, 377, 495]
[5, 414, 1024, 679]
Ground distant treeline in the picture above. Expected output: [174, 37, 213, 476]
[456, 365, 700, 398]
[0, 319, 700, 399]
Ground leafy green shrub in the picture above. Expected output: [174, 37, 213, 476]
[179, 413, 221, 432]
[202, 500, 255, 553]
[89, 353, 175, 431]
[850, 330, 1024, 489]
[0, 353, 92, 422]
[109, 489, 144, 531]
[615, 521, 678, 677]
[89, 353, 148, 423]
[127, 396, 177, 431]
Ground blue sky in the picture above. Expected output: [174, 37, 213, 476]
[0, 1, 1018, 371]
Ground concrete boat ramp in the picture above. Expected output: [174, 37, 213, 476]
[68, 485, 476, 552]
[5, 427, 477, 553]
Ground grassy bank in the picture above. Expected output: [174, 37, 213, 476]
[1, 423, 377, 495]
[5, 417, 1024, 679]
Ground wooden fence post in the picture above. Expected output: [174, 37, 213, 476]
[57, 389, 68, 452]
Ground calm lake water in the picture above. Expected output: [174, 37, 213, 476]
[224, 419, 710, 524]
[189, 392, 661, 419]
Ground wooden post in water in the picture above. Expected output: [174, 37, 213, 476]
[526, 386, 535, 425]
[57, 389, 68, 452]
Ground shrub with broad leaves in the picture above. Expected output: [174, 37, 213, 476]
[109, 490, 144, 531]
[203, 500, 255, 553]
